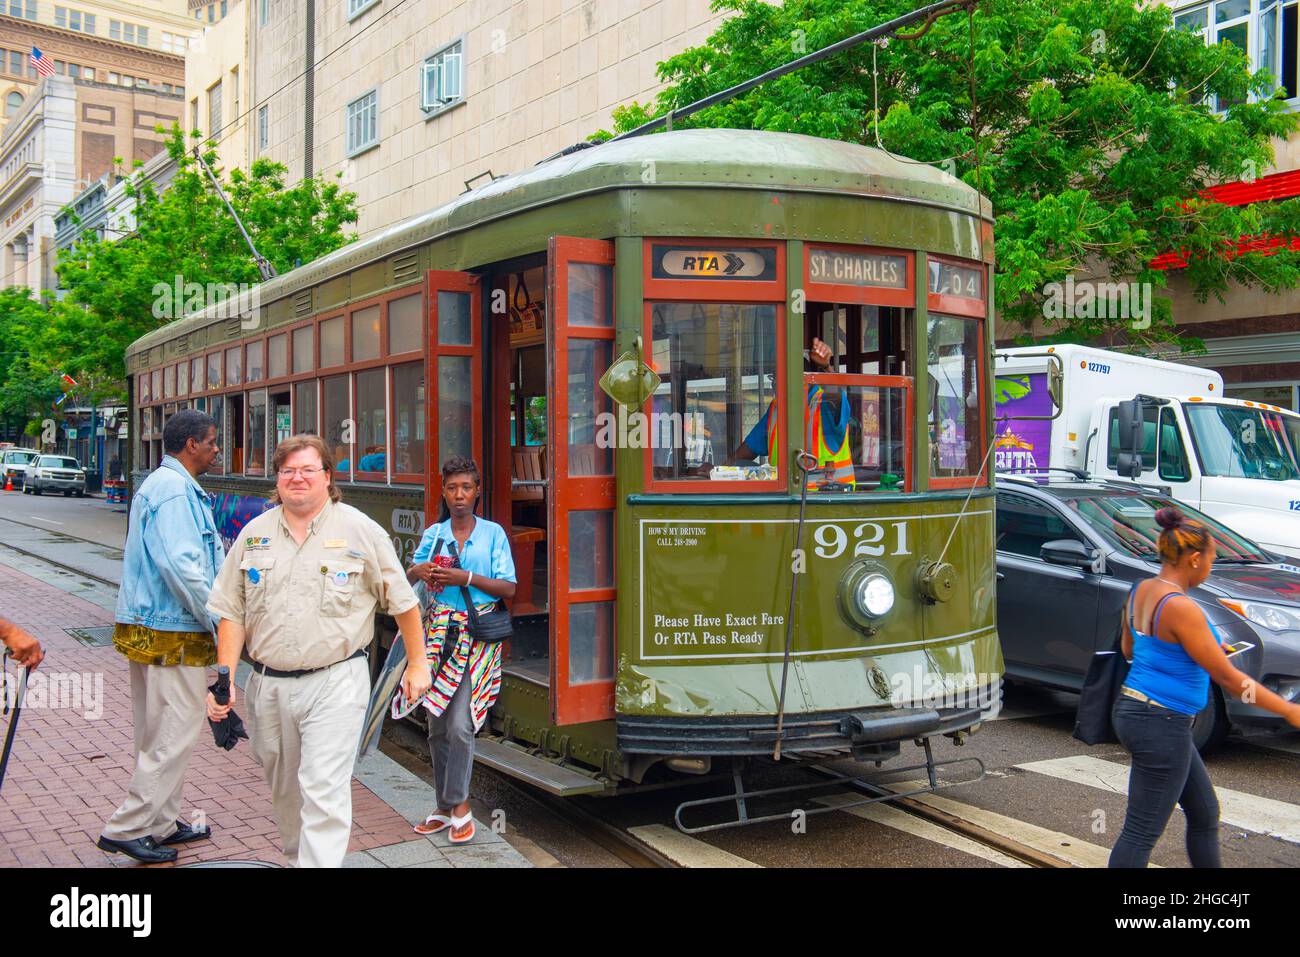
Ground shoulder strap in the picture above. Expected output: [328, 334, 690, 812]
[431, 537, 444, 558]
[1125, 582, 1139, 632]
[446, 541, 482, 631]
[1150, 591, 1184, 638]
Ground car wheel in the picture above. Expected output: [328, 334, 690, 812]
[21, 486, 29, 495]
[32, 485, 41, 495]
[63, 490, 72, 497]
[1191, 687, 1229, 754]
[75, 490, 84, 498]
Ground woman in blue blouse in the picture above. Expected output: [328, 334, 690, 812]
[394, 456, 516, 844]
[1110, 506, 1300, 868]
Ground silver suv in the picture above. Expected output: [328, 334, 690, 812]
[23, 454, 87, 497]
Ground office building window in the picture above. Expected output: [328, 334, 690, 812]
[230, 66, 239, 123]
[259, 0, 269, 25]
[9, 0, 35, 20]
[9, 51, 21, 75]
[345, 88, 378, 156]
[208, 80, 222, 135]
[348, 0, 379, 20]
[257, 104, 268, 150]
[421, 38, 464, 117]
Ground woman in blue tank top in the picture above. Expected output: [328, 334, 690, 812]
[1110, 507, 1300, 868]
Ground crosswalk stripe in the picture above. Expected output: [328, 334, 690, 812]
[889, 779, 1152, 868]
[626, 824, 762, 868]
[813, 792, 1029, 867]
[1018, 755, 1300, 846]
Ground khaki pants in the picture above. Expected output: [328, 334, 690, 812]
[245, 656, 369, 868]
[102, 661, 209, 843]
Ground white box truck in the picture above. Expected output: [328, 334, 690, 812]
[994, 343, 1300, 560]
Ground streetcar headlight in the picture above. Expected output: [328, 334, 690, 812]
[839, 561, 897, 635]
[857, 574, 895, 619]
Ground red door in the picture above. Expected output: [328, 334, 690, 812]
[547, 237, 617, 725]
[425, 270, 483, 514]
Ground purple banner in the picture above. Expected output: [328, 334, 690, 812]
[994, 372, 1054, 473]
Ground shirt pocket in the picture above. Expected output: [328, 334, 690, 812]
[319, 559, 365, 618]
[239, 555, 276, 616]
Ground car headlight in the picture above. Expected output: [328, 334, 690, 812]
[858, 574, 896, 619]
[1219, 598, 1300, 633]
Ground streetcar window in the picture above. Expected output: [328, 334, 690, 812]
[292, 325, 313, 373]
[246, 339, 264, 382]
[138, 372, 150, 403]
[177, 358, 189, 395]
[568, 338, 613, 477]
[151, 369, 162, 399]
[354, 368, 386, 476]
[391, 361, 425, 478]
[928, 315, 986, 483]
[389, 293, 422, 355]
[294, 380, 318, 434]
[209, 395, 224, 473]
[267, 333, 287, 378]
[207, 352, 221, 389]
[191, 356, 204, 392]
[352, 304, 381, 362]
[806, 303, 911, 376]
[228, 394, 246, 472]
[323, 374, 350, 474]
[226, 346, 243, 386]
[269, 390, 291, 464]
[436, 356, 472, 465]
[320, 315, 344, 367]
[649, 302, 778, 482]
[163, 365, 175, 399]
[247, 390, 267, 475]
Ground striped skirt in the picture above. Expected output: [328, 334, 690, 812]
[391, 601, 502, 732]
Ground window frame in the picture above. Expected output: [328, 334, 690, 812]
[347, 0, 379, 22]
[640, 294, 789, 494]
[257, 103, 268, 151]
[420, 36, 466, 120]
[345, 86, 380, 157]
[926, 313, 989, 490]
[389, 359, 425, 485]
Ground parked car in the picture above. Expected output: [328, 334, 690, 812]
[1, 448, 40, 490]
[23, 455, 87, 497]
[995, 472, 1300, 752]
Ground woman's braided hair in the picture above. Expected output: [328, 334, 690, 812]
[1154, 506, 1211, 563]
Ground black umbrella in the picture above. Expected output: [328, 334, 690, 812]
[208, 665, 249, 751]
[0, 662, 28, 795]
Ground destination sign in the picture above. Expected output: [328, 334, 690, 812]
[807, 247, 908, 289]
[651, 245, 776, 281]
[928, 261, 983, 301]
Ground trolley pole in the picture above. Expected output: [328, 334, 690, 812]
[191, 146, 279, 283]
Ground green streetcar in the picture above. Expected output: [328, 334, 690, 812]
[125, 128, 1001, 825]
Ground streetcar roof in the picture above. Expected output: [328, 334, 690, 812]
[126, 128, 991, 362]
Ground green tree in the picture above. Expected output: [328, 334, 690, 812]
[0, 287, 64, 439]
[53, 125, 359, 383]
[599, 0, 1300, 346]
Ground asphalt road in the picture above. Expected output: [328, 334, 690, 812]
[4, 491, 1297, 868]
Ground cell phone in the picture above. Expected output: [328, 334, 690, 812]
[430, 554, 455, 593]
[1221, 639, 1255, 659]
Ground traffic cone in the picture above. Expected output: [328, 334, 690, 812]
[3, 475, 11, 492]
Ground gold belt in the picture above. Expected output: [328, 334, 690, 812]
[1120, 685, 1169, 710]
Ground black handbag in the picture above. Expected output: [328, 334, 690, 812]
[447, 541, 513, 644]
[1072, 584, 1137, 745]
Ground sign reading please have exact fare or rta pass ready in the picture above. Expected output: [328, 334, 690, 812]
[638, 517, 917, 661]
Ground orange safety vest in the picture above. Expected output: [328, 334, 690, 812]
[766, 386, 855, 486]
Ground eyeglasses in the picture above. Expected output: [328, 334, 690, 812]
[277, 466, 325, 478]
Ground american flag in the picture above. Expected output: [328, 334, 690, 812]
[29, 47, 53, 78]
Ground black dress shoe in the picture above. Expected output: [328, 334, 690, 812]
[96, 835, 178, 864]
[157, 820, 213, 846]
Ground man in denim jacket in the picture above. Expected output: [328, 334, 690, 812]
[98, 409, 224, 864]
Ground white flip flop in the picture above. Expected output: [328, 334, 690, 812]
[414, 812, 452, 835]
[448, 810, 475, 844]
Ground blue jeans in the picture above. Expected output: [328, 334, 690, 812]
[1108, 695, 1221, 868]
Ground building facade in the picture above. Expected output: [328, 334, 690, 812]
[246, 0, 731, 237]
[0, 73, 183, 292]
[0, 1, 194, 134]
[185, 0, 245, 172]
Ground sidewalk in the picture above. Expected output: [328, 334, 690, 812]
[0, 546, 534, 869]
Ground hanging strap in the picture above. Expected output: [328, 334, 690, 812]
[1150, 592, 1183, 639]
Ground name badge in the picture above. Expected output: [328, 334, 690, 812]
[324, 539, 348, 548]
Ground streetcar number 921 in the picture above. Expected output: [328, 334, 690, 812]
[813, 522, 910, 559]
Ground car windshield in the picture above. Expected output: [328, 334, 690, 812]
[1063, 492, 1271, 564]
[38, 456, 79, 469]
[1184, 403, 1300, 481]
[5, 451, 36, 464]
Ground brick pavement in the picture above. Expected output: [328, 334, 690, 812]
[0, 557, 533, 868]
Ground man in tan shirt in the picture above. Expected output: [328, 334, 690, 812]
[206, 435, 430, 867]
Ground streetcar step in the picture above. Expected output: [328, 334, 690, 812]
[474, 737, 609, 796]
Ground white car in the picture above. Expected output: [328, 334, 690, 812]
[1, 448, 39, 490]
[23, 454, 87, 497]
